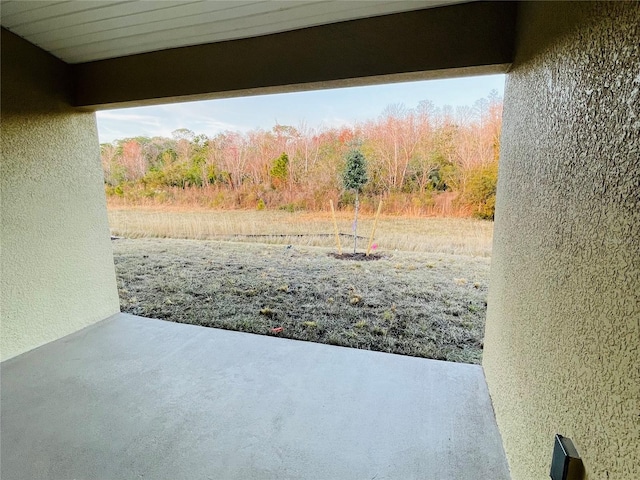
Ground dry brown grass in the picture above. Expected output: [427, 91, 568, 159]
[108, 208, 494, 257]
[113, 238, 491, 364]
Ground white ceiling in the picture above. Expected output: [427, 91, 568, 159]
[1, 0, 464, 64]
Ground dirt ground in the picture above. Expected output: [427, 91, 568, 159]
[112, 238, 491, 364]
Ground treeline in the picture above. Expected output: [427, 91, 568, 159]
[102, 92, 501, 218]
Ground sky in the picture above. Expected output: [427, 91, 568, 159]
[96, 74, 505, 143]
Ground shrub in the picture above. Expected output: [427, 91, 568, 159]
[338, 190, 356, 209]
[461, 161, 499, 220]
[278, 201, 304, 212]
[105, 184, 124, 197]
[270, 153, 289, 187]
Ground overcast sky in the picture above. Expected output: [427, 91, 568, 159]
[96, 74, 505, 143]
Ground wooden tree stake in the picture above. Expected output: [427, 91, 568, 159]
[330, 199, 342, 255]
[366, 200, 383, 256]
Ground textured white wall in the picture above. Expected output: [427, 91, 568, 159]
[483, 2, 639, 479]
[1, 31, 120, 361]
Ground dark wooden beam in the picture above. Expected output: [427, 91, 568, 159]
[1, 28, 74, 112]
[73, 1, 517, 109]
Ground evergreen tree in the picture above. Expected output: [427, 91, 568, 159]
[342, 149, 368, 253]
[269, 152, 289, 188]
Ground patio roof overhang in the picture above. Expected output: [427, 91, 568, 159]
[2, 1, 517, 110]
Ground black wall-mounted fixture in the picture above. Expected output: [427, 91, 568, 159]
[550, 434, 584, 480]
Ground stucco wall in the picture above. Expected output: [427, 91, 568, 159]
[1, 31, 120, 361]
[483, 2, 639, 479]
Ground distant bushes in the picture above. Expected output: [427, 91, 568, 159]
[458, 161, 499, 220]
[102, 93, 502, 218]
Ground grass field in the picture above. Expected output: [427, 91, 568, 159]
[112, 236, 491, 364]
[108, 208, 494, 257]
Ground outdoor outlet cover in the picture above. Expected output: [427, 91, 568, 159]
[550, 434, 584, 480]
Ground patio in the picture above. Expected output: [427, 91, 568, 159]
[1, 313, 509, 479]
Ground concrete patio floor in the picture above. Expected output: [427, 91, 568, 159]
[1, 313, 510, 480]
